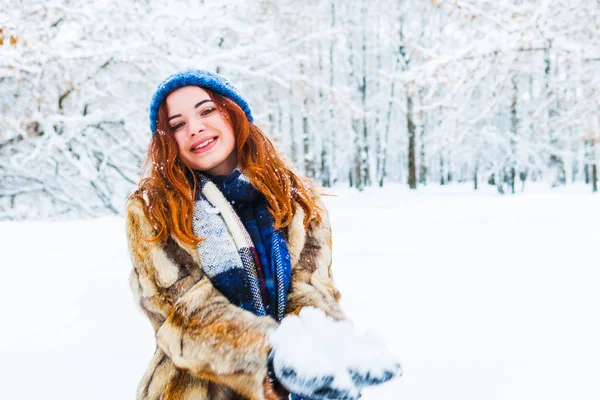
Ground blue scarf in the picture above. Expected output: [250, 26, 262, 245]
[191, 170, 309, 399]
[192, 170, 292, 322]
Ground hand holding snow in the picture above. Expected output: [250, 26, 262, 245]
[268, 307, 402, 399]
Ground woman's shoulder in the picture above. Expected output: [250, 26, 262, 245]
[125, 190, 147, 218]
[308, 185, 331, 217]
[289, 184, 331, 234]
[125, 190, 155, 237]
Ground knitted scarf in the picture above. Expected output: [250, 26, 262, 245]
[191, 170, 292, 322]
[192, 170, 309, 400]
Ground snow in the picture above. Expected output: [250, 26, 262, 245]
[270, 308, 361, 398]
[268, 307, 400, 397]
[5, 0, 599, 220]
[1, 183, 599, 399]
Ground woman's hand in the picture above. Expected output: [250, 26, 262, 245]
[267, 307, 402, 400]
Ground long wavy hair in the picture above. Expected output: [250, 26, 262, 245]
[129, 89, 322, 246]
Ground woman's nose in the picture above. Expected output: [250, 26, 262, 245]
[188, 116, 205, 136]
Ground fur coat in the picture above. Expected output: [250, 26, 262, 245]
[125, 193, 344, 400]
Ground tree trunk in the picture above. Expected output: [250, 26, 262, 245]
[407, 88, 416, 189]
[440, 154, 445, 185]
[418, 98, 427, 185]
[593, 164, 598, 192]
[359, 0, 370, 188]
[510, 73, 518, 195]
[474, 162, 478, 190]
[300, 61, 314, 178]
[289, 87, 297, 167]
[325, 0, 337, 187]
[545, 40, 565, 186]
[591, 139, 598, 192]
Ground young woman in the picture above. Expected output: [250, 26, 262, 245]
[126, 69, 399, 400]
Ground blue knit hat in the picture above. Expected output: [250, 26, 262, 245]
[149, 69, 253, 134]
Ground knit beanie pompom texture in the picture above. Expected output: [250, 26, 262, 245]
[149, 69, 254, 134]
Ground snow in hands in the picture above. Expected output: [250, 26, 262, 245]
[268, 307, 402, 399]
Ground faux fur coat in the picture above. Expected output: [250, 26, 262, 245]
[125, 194, 344, 400]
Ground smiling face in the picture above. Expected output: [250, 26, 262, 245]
[165, 86, 237, 176]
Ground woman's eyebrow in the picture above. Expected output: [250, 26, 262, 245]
[168, 99, 213, 121]
[194, 99, 212, 108]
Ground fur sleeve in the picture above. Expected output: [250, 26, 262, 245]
[285, 194, 345, 321]
[125, 198, 277, 400]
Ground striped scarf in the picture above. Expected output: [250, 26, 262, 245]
[191, 170, 292, 322]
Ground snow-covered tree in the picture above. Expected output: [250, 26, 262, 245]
[1, 0, 598, 219]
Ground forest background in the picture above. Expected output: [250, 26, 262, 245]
[1, 0, 599, 219]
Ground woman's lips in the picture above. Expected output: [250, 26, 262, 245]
[191, 137, 218, 154]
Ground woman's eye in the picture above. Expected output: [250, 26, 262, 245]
[170, 123, 184, 131]
[201, 107, 216, 117]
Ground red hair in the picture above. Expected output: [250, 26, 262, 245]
[129, 90, 322, 246]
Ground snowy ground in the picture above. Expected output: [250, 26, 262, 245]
[1, 183, 599, 399]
